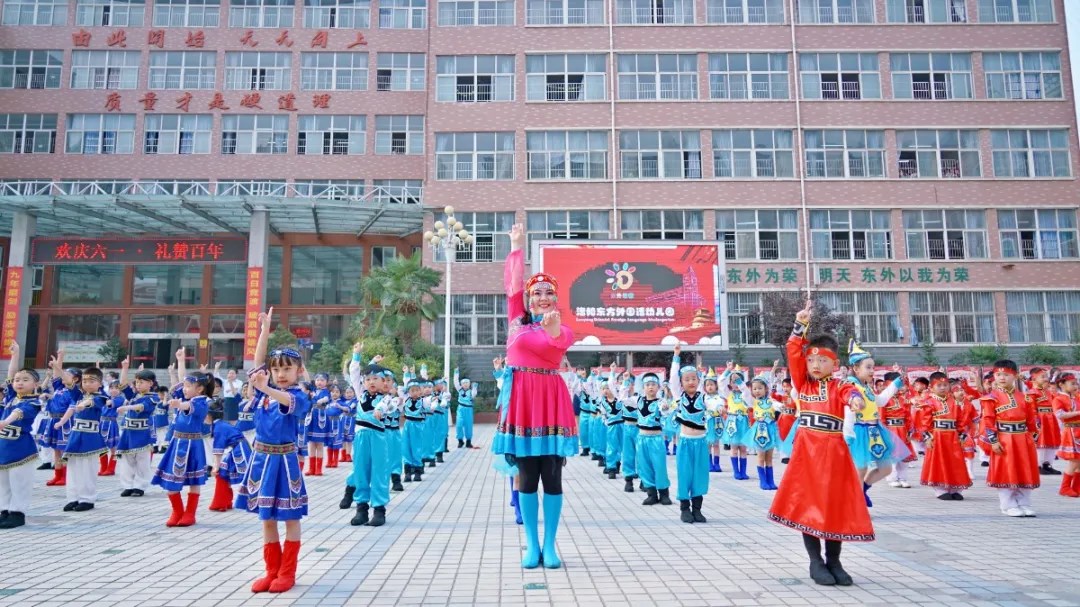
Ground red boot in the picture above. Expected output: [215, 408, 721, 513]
[166, 493, 184, 527]
[103, 455, 117, 476]
[343, 451, 352, 463]
[1061, 473, 1079, 498]
[251, 542, 282, 593]
[326, 450, 338, 468]
[268, 540, 300, 593]
[46, 465, 63, 486]
[315, 457, 323, 476]
[98, 454, 109, 476]
[176, 492, 200, 527]
[306, 457, 316, 476]
[208, 476, 234, 511]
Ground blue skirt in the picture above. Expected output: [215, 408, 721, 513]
[151, 436, 208, 491]
[328, 417, 344, 449]
[741, 420, 781, 452]
[40, 419, 69, 450]
[343, 416, 356, 442]
[218, 440, 253, 484]
[722, 414, 752, 447]
[846, 422, 908, 469]
[235, 450, 308, 521]
[305, 409, 331, 442]
[662, 414, 677, 440]
[101, 419, 120, 450]
[778, 423, 799, 456]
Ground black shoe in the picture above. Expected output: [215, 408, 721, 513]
[624, 478, 635, 493]
[36, 462, 53, 470]
[781, 457, 790, 464]
[339, 486, 356, 510]
[458, 440, 465, 448]
[466, 440, 474, 449]
[350, 503, 370, 526]
[641, 488, 659, 506]
[679, 500, 694, 523]
[403, 469, 413, 483]
[413, 471, 423, 482]
[639, 481, 645, 491]
[658, 488, 673, 506]
[950, 492, 964, 501]
[427, 461, 436, 468]
[607, 470, 617, 480]
[121, 489, 133, 497]
[0, 511, 7, 524]
[130, 489, 144, 497]
[691, 496, 706, 523]
[810, 559, 837, 585]
[436, 453, 444, 463]
[73, 502, 94, 512]
[723, 444, 731, 451]
[981, 461, 990, 467]
[597, 458, 605, 467]
[937, 493, 955, 501]
[580, 448, 590, 456]
[391, 474, 404, 492]
[1041, 463, 1061, 475]
[63, 501, 79, 512]
[0, 511, 25, 529]
[365, 506, 386, 527]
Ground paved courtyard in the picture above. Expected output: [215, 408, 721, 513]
[0, 424, 1077, 607]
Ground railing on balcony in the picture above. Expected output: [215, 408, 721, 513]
[456, 82, 493, 101]
[907, 4, 924, 22]
[940, 158, 961, 178]
[546, 81, 583, 101]
[13, 73, 49, 89]
[526, 6, 603, 24]
[617, 6, 691, 24]
[899, 158, 919, 178]
[684, 156, 702, 178]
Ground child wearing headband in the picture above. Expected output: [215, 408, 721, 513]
[55, 365, 109, 513]
[980, 360, 1040, 517]
[1027, 368, 1061, 475]
[42, 353, 81, 487]
[0, 342, 42, 529]
[304, 372, 332, 477]
[115, 366, 161, 498]
[914, 371, 972, 502]
[1053, 372, 1080, 497]
[670, 345, 712, 524]
[636, 371, 674, 506]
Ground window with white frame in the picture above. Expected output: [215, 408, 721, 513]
[297, 115, 366, 155]
[300, 52, 367, 91]
[998, 209, 1079, 260]
[0, 50, 62, 89]
[620, 130, 702, 179]
[527, 131, 608, 180]
[2, 0, 68, 25]
[433, 294, 508, 345]
[303, 0, 369, 27]
[225, 52, 292, 90]
[65, 113, 136, 154]
[149, 51, 216, 90]
[435, 132, 515, 180]
[716, 209, 798, 260]
[526, 211, 610, 255]
[799, 52, 880, 100]
[371, 246, 398, 268]
[803, 130, 886, 178]
[706, 0, 783, 23]
[229, 0, 293, 26]
[144, 114, 212, 154]
[977, 0, 1052, 23]
[727, 293, 765, 345]
[615, 0, 693, 24]
[0, 113, 56, 154]
[810, 209, 892, 260]
[890, 52, 972, 100]
[885, 0, 967, 23]
[984, 52, 1062, 100]
[76, 0, 144, 25]
[70, 50, 140, 90]
[991, 129, 1071, 178]
[374, 115, 424, 155]
[711, 129, 794, 178]
[372, 179, 423, 204]
[617, 53, 697, 100]
[1007, 291, 1080, 343]
[433, 212, 514, 262]
[525, 53, 606, 101]
[293, 179, 365, 199]
[438, 0, 513, 25]
[153, 0, 220, 26]
[526, 0, 604, 24]
[910, 292, 995, 343]
[897, 129, 981, 179]
[436, 55, 515, 102]
[903, 209, 987, 260]
[379, 0, 426, 27]
[708, 53, 789, 100]
[376, 53, 426, 91]
[620, 210, 704, 240]
[221, 115, 289, 155]
[817, 292, 901, 344]
[797, 0, 873, 23]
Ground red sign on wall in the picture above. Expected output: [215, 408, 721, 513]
[243, 267, 263, 364]
[30, 237, 247, 265]
[0, 267, 23, 361]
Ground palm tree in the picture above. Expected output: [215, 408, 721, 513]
[358, 252, 443, 356]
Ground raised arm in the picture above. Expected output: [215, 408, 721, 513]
[786, 301, 812, 392]
[669, 346, 683, 400]
[253, 307, 273, 367]
[506, 223, 526, 321]
[176, 347, 188, 380]
[347, 343, 365, 398]
[6, 342, 18, 381]
[874, 368, 905, 406]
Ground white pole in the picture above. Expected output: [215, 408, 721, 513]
[443, 243, 452, 380]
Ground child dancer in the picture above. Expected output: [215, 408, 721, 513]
[744, 370, 782, 491]
[324, 385, 345, 468]
[775, 375, 797, 464]
[576, 368, 592, 457]
[1053, 372, 1080, 496]
[433, 377, 451, 463]
[42, 355, 78, 487]
[1026, 368, 1061, 475]
[982, 360, 1040, 517]
[915, 371, 973, 501]
[719, 363, 752, 480]
[0, 343, 41, 529]
[636, 372, 673, 506]
[618, 371, 640, 493]
[703, 370, 723, 472]
[99, 379, 121, 477]
[599, 372, 623, 480]
[341, 385, 357, 463]
[844, 346, 907, 507]
[153, 374, 171, 454]
[116, 367, 160, 497]
[383, 370, 404, 493]
[401, 379, 427, 483]
[454, 368, 478, 449]
[56, 367, 109, 513]
[346, 346, 392, 527]
[882, 371, 917, 488]
[670, 346, 710, 524]
[152, 358, 213, 527]
[208, 404, 252, 512]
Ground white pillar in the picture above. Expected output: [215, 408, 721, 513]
[242, 210, 269, 371]
[1, 212, 36, 368]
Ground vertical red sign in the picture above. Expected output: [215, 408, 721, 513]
[243, 267, 263, 364]
[0, 267, 24, 360]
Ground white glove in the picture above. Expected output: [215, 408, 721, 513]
[842, 407, 856, 440]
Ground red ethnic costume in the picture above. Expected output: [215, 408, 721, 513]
[882, 395, 916, 463]
[1029, 384, 1062, 467]
[915, 392, 973, 496]
[1052, 386, 1080, 497]
[981, 377, 1040, 517]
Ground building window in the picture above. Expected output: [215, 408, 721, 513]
[727, 292, 764, 344]
[48, 316, 122, 361]
[132, 265, 204, 305]
[890, 52, 972, 100]
[716, 210, 798, 260]
[0, 113, 56, 154]
[526, 211, 610, 255]
[376, 52, 426, 91]
[897, 129, 980, 179]
[149, 51, 216, 90]
[903, 209, 987, 260]
[217, 179, 286, 195]
[910, 292, 995, 344]
[286, 314, 348, 349]
[266, 246, 283, 304]
[526, 0, 603, 24]
[797, 0, 872, 23]
[711, 129, 793, 178]
[154, 0, 221, 26]
[65, 113, 136, 155]
[1007, 291, 1080, 343]
[977, 0, 1052, 23]
[799, 52, 880, 100]
[707, 53, 788, 100]
[52, 266, 124, 305]
[144, 114, 212, 154]
[804, 129, 885, 178]
[374, 115, 424, 155]
[290, 246, 362, 305]
[297, 114, 365, 155]
[998, 209, 1079, 260]
[435, 132, 515, 180]
[810, 209, 891, 260]
[70, 50, 140, 90]
[617, 53, 697, 101]
[984, 52, 1062, 100]
[433, 294, 508, 346]
[303, 0, 369, 27]
[436, 55, 515, 102]
[527, 130, 608, 180]
[221, 115, 289, 155]
[378, 0, 426, 27]
[620, 210, 704, 240]
[76, 0, 144, 26]
[615, 0, 693, 24]
[225, 52, 292, 91]
[525, 53, 606, 102]
[991, 129, 1071, 178]
[293, 179, 365, 199]
[620, 130, 701, 179]
[371, 246, 397, 268]
[2, 0, 68, 25]
[211, 265, 246, 305]
[885, 0, 967, 22]
[0, 49, 62, 89]
[439, 0, 513, 25]
[300, 52, 367, 91]
[229, 0, 294, 26]
[706, 0, 783, 23]
[372, 179, 423, 204]
[433, 212, 514, 262]
[817, 292, 901, 344]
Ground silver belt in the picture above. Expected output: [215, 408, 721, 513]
[72, 419, 100, 433]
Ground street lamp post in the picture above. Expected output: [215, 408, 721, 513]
[424, 205, 473, 381]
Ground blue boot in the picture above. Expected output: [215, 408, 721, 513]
[765, 466, 778, 490]
[730, 457, 739, 479]
[509, 478, 518, 507]
[541, 493, 563, 569]
[664, 439, 670, 454]
[672, 443, 677, 455]
[863, 482, 873, 508]
[708, 456, 717, 473]
[519, 492, 541, 568]
[739, 457, 750, 480]
[514, 496, 523, 525]
[757, 466, 768, 490]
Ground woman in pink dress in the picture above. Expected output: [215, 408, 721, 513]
[491, 223, 579, 570]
